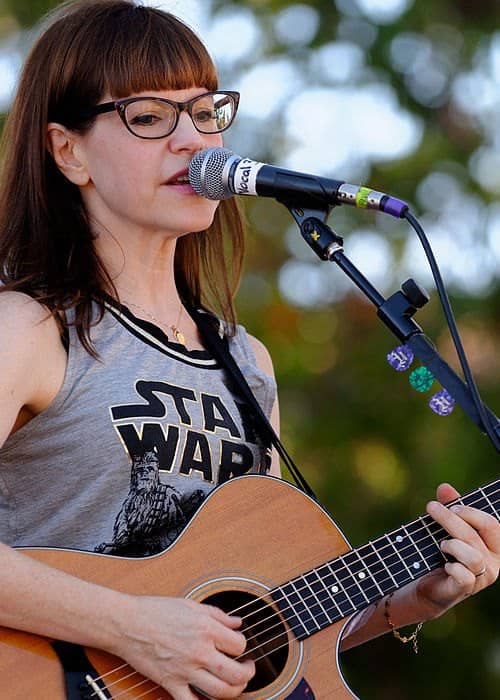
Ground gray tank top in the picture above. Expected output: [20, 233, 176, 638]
[0, 301, 276, 555]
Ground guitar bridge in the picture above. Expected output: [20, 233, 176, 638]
[84, 674, 110, 700]
[51, 641, 112, 699]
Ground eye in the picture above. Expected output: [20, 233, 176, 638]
[193, 108, 215, 123]
[129, 112, 162, 126]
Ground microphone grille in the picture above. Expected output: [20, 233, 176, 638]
[189, 147, 236, 200]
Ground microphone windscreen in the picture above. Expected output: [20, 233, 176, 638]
[188, 147, 236, 200]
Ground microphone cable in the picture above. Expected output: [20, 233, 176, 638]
[404, 210, 500, 452]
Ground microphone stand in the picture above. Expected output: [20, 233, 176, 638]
[283, 203, 500, 452]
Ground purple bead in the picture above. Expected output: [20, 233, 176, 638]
[429, 389, 455, 416]
[387, 345, 414, 371]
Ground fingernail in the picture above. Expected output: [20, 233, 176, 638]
[450, 505, 462, 514]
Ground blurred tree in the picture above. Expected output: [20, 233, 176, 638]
[2, 0, 60, 27]
[0, 0, 498, 698]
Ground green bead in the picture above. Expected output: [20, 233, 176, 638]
[409, 366, 435, 392]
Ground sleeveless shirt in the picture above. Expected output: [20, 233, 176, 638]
[0, 301, 276, 555]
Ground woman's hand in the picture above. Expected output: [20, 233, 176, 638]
[112, 596, 255, 700]
[413, 483, 500, 620]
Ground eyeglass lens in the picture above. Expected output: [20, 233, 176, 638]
[123, 92, 236, 138]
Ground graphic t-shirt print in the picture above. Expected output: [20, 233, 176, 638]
[96, 379, 260, 555]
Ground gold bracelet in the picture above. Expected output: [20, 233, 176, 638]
[384, 592, 424, 654]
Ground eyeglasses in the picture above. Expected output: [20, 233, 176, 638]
[80, 91, 240, 140]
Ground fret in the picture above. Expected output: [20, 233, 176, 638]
[483, 481, 500, 520]
[327, 557, 370, 610]
[278, 580, 320, 640]
[315, 562, 357, 618]
[399, 522, 431, 573]
[462, 486, 499, 522]
[347, 546, 385, 600]
[302, 569, 333, 629]
[308, 567, 344, 620]
[380, 534, 415, 587]
[322, 562, 359, 615]
[367, 539, 399, 594]
[404, 518, 444, 571]
[479, 487, 498, 520]
[270, 479, 500, 643]
[420, 515, 442, 551]
[272, 584, 311, 640]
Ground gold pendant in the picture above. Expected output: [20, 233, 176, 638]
[172, 326, 186, 345]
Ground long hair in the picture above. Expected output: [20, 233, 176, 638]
[0, 0, 245, 354]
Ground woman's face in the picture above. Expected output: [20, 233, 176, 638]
[76, 86, 224, 241]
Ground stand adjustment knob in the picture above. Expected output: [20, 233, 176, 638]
[402, 278, 430, 308]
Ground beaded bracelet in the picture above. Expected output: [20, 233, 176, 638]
[384, 592, 424, 654]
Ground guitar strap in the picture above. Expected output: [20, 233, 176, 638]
[188, 307, 318, 500]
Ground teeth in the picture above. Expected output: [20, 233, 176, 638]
[173, 175, 189, 184]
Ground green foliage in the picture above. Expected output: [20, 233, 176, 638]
[3, 0, 60, 26]
[0, 0, 498, 697]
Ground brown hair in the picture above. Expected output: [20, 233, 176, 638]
[0, 0, 244, 354]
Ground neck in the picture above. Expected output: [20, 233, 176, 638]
[94, 225, 181, 312]
[271, 479, 500, 640]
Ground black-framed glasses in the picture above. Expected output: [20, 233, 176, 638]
[80, 90, 240, 139]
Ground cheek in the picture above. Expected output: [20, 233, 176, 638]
[87, 141, 152, 197]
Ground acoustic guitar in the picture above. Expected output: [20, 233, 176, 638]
[1, 474, 498, 699]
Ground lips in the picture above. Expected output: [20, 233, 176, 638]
[165, 168, 190, 185]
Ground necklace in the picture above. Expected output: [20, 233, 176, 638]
[123, 299, 186, 345]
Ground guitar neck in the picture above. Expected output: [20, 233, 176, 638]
[272, 478, 500, 640]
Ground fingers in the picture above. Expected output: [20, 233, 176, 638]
[436, 482, 461, 504]
[191, 658, 255, 699]
[427, 496, 500, 591]
[428, 499, 500, 551]
[440, 539, 486, 590]
[205, 607, 247, 657]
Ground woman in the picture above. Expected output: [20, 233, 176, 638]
[0, 1, 498, 698]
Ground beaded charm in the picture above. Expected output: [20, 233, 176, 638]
[429, 389, 456, 416]
[386, 344, 414, 371]
[408, 366, 435, 393]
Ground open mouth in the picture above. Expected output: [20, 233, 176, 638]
[166, 170, 191, 186]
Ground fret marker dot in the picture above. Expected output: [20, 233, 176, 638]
[331, 585, 339, 594]
[413, 562, 421, 570]
[395, 535, 404, 543]
[358, 572, 366, 580]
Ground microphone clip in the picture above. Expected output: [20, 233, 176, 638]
[286, 205, 344, 261]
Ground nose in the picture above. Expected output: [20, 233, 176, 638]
[167, 111, 208, 154]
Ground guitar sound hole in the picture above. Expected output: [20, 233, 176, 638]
[203, 590, 289, 692]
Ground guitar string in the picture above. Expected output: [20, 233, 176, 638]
[227, 486, 500, 629]
[86, 485, 499, 697]
[235, 499, 500, 655]
[235, 488, 500, 657]
[87, 486, 500, 697]
[237, 486, 500, 648]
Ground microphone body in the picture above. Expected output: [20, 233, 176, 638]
[189, 147, 408, 218]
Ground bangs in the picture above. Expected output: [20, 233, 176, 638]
[99, 8, 219, 98]
[48, 2, 219, 124]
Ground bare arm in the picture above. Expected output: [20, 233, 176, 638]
[0, 293, 254, 699]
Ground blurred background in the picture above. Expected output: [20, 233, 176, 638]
[0, 0, 498, 697]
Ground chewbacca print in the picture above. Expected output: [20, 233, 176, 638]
[95, 449, 206, 556]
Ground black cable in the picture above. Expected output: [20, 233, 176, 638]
[404, 210, 500, 451]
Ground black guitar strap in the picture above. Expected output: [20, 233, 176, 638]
[188, 307, 318, 500]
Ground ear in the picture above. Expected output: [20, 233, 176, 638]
[47, 123, 90, 187]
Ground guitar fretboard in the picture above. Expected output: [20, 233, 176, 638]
[272, 479, 499, 640]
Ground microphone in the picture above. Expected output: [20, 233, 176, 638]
[189, 147, 409, 219]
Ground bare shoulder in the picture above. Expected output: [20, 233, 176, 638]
[0, 292, 67, 441]
[247, 333, 276, 380]
[0, 291, 60, 338]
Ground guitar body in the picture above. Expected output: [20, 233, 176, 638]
[0, 476, 359, 699]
